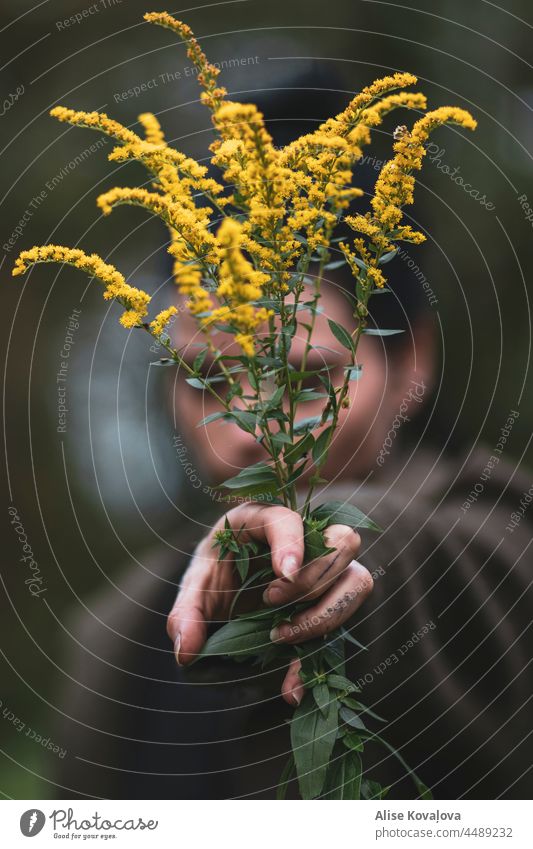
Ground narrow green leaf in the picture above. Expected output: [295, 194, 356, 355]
[311, 500, 381, 533]
[284, 433, 314, 464]
[327, 319, 355, 353]
[235, 548, 250, 582]
[322, 751, 362, 799]
[197, 411, 227, 427]
[277, 756, 296, 800]
[290, 695, 339, 799]
[197, 617, 274, 660]
[339, 706, 367, 731]
[312, 682, 331, 717]
[312, 426, 333, 465]
[327, 673, 360, 694]
[342, 733, 364, 752]
[344, 365, 363, 381]
[378, 248, 399, 265]
[363, 328, 404, 336]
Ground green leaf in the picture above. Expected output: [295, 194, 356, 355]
[197, 617, 274, 660]
[378, 248, 399, 265]
[342, 732, 364, 752]
[235, 548, 250, 582]
[268, 384, 286, 407]
[284, 433, 314, 465]
[228, 410, 258, 434]
[304, 521, 335, 561]
[221, 464, 277, 492]
[341, 696, 385, 723]
[327, 673, 360, 694]
[327, 319, 355, 353]
[294, 413, 332, 435]
[322, 751, 362, 799]
[290, 695, 339, 799]
[363, 328, 404, 336]
[311, 500, 381, 533]
[294, 389, 328, 403]
[197, 411, 228, 427]
[287, 368, 331, 382]
[268, 431, 293, 449]
[193, 348, 208, 371]
[150, 358, 178, 367]
[339, 706, 367, 731]
[344, 365, 363, 381]
[277, 756, 296, 800]
[340, 625, 369, 651]
[229, 566, 273, 619]
[361, 779, 388, 799]
[312, 682, 331, 717]
[360, 731, 433, 799]
[312, 426, 333, 466]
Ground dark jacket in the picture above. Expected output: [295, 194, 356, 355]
[53, 447, 533, 799]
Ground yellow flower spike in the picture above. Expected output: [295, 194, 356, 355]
[371, 105, 477, 228]
[144, 12, 227, 112]
[50, 106, 140, 146]
[120, 310, 145, 329]
[138, 112, 166, 145]
[96, 186, 219, 262]
[12, 245, 151, 327]
[149, 306, 178, 336]
[209, 218, 272, 356]
[362, 91, 427, 126]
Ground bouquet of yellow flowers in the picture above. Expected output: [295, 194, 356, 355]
[12, 11, 476, 799]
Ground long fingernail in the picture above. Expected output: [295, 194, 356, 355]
[174, 633, 182, 666]
[280, 555, 299, 582]
[291, 691, 302, 706]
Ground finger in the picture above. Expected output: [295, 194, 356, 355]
[167, 545, 234, 665]
[224, 503, 305, 581]
[281, 657, 305, 706]
[167, 589, 208, 666]
[270, 561, 373, 644]
[263, 524, 361, 607]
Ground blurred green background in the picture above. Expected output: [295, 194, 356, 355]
[1, 0, 531, 797]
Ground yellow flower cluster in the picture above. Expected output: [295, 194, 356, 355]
[138, 111, 165, 145]
[149, 306, 178, 336]
[343, 105, 477, 289]
[208, 219, 272, 356]
[12, 14, 478, 358]
[212, 101, 303, 279]
[50, 106, 140, 146]
[12, 245, 151, 326]
[278, 77, 427, 252]
[144, 12, 227, 112]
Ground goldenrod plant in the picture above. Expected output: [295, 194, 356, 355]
[13, 11, 476, 800]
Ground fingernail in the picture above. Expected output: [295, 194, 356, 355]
[270, 627, 283, 643]
[291, 691, 302, 706]
[280, 555, 299, 582]
[263, 586, 284, 606]
[174, 633, 182, 666]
